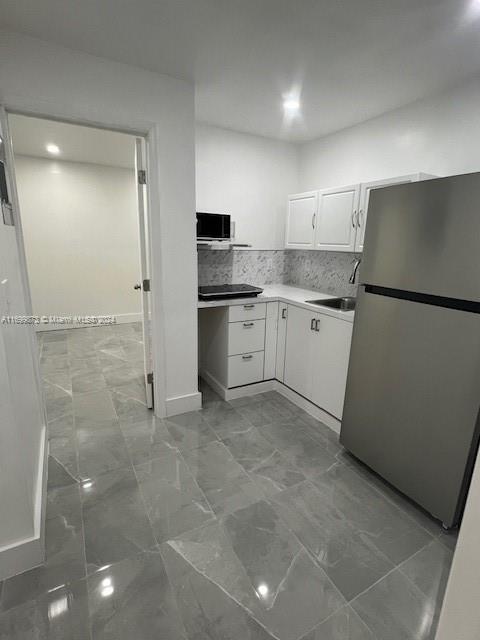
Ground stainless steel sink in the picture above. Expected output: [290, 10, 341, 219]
[306, 296, 356, 311]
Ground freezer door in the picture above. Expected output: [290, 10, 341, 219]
[340, 287, 480, 527]
[361, 173, 480, 303]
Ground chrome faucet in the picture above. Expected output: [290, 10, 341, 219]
[349, 257, 362, 284]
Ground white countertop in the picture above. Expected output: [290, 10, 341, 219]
[198, 284, 355, 323]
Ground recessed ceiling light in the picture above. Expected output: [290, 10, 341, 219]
[283, 98, 300, 113]
[46, 143, 60, 155]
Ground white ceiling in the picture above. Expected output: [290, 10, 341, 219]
[10, 115, 136, 168]
[3, 0, 480, 141]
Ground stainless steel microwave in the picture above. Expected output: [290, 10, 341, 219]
[196, 212, 231, 241]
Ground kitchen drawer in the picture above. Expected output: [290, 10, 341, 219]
[228, 351, 264, 388]
[228, 302, 266, 322]
[228, 319, 265, 356]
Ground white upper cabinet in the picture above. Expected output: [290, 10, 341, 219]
[354, 173, 433, 252]
[285, 191, 318, 249]
[287, 173, 434, 253]
[314, 184, 360, 252]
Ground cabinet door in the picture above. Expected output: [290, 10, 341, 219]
[310, 315, 353, 419]
[314, 184, 360, 252]
[285, 191, 317, 249]
[283, 304, 315, 399]
[275, 302, 288, 382]
[355, 175, 420, 252]
[264, 302, 278, 380]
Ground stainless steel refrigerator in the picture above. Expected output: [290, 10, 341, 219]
[340, 172, 480, 528]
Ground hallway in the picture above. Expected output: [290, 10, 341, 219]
[0, 324, 456, 639]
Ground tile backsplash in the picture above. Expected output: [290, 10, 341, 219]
[284, 250, 359, 297]
[198, 248, 359, 296]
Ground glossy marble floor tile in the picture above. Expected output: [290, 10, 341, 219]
[161, 538, 277, 640]
[165, 410, 218, 452]
[271, 479, 395, 601]
[351, 568, 438, 640]
[1, 502, 85, 610]
[134, 449, 215, 543]
[80, 465, 156, 573]
[88, 549, 187, 640]
[0, 579, 90, 640]
[2, 331, 457, 639]
[182, 441, 266, 516]
[301, 605, 375, 640]
[120, 415, 178, 465]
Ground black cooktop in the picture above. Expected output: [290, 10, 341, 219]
[198, 283, 264, 300]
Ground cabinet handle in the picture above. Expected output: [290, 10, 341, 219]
[242, 354, 253, 360]
[310, 318, 316, 331]
[281, 308, 287, 319]
[351, 210, 356, 228]
[315, 319, 320, 332]
[357, 209, 363, 228]
[243, 322, 254, 328]
[243, 304, 255, 309]
[311, 213, 315, 229]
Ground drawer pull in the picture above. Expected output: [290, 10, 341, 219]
[243, 304, 255, 309]
[281, 308, 287, 319]
[315, 319, 320, 332]
[310, 318, 316, 331]
[242, 354, 253, 360]
[243, 322, 254, 328]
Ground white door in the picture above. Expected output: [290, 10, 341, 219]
[283, 304, 315, 399]
[355, 175, 419, 252]
[285, 191, 317, 249]
[310, 314, 353, 419]
[0, 108, 46, 576]
[135, 138, 154, 409]
[314, 184, 360, 252]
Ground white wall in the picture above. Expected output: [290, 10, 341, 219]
[0, 30, 199, 416]
[15, 155, 141, 322]
[299, 75, 480, 190]
[435, 453, 480, 640]
[195, 123, 299, 249]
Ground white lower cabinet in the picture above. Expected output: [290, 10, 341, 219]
[200, 300, 353, 415]
[310, 313, 353, 419]
[228, 351, 264, 387]
[228, 319, 265, 356]
[283, 305, 314, 399]
[275, 303, 288, 382]
[284, 304, 353, 419]
[199, 301, 278, 390]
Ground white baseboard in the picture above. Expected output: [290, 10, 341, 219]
[199, 371, 341, 435]
[0, 425, 48, 581]
[200, 370, 276, 402]
[35, 312, 142, 332]
[275, 383, 341, 434]
[165, 391, 202, 416]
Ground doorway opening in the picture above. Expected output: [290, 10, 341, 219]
[9, 114, 154, 439]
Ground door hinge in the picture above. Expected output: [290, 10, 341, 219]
[142, 279, 151, 292]
[2, 202, 14, 226]
[138, 169, 147, 185]
[147, 372, 153, 384]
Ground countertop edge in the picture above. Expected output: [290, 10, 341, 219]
[197, 285, 355, 323]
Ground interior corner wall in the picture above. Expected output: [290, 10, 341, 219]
[195, 123, 299, 249]
[299, 74, 480, 190]
[0, 29, 198, 416]
[15, 154, 141, 323]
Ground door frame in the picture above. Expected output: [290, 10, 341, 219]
[4, 105, 167, 418]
